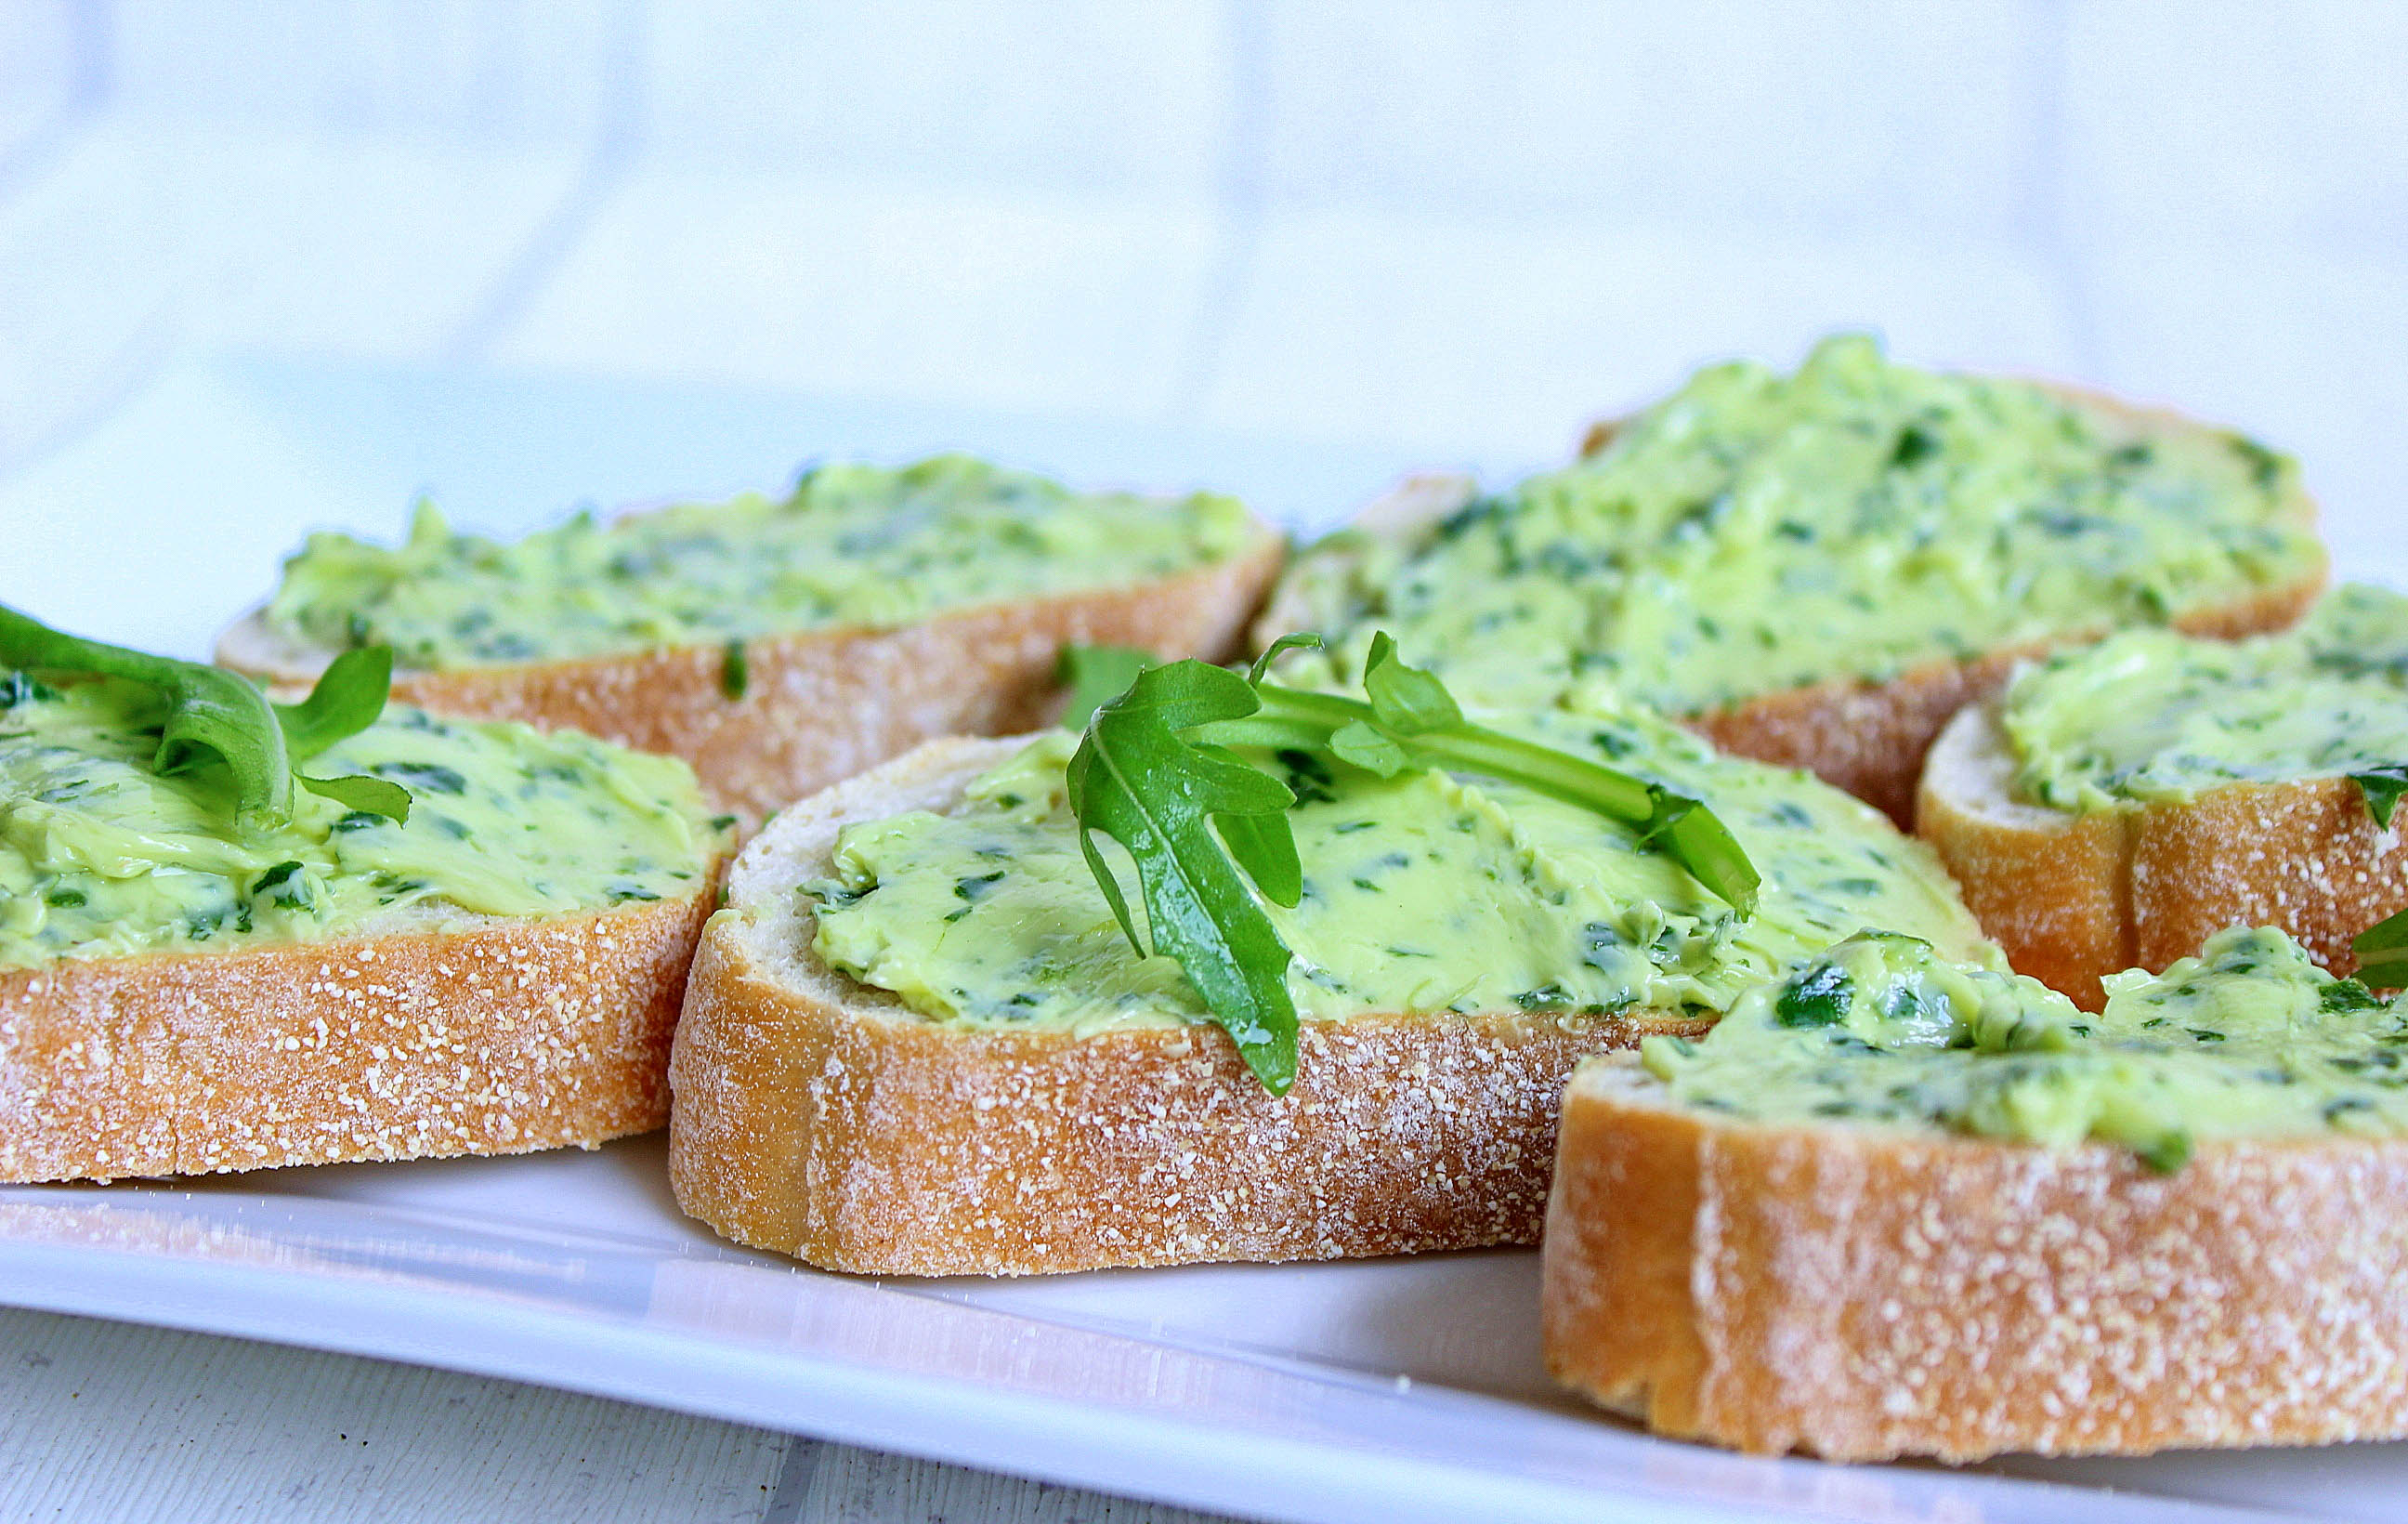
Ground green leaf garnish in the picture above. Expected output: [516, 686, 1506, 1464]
[0, 602, 407, 827]
[2355, 908, 2408, 990]
[1247, 631, 1323, 686]
[1359, 631, 1460, 734]
[1066, 662, 1304, 1092]
[1056, 644, 1158, 730]
[1067, 630, 1762, 1091]
[298, 772, 413, 823]
[2351, 768, 2408, 830]
[273, 647, 392, 761]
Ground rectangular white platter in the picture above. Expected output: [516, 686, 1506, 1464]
[3, 357, 2403, 1524]
[7, 1136, 2399, 1524]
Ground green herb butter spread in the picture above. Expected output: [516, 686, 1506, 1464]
[264, 454, 1258, 668]
[1276, 334, 2319, 716]
[1641, 926, 2408, 1168]
[0, 673, 716, 968]
[808, 709, 1990, 1036]
[2002, 584, 2408, 811]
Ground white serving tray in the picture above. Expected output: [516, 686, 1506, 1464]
[0, 1137, 2393, 1524]
[4, 359, 2400, 1522]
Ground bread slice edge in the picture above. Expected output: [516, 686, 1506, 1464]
[1277, 387, 2323, 825]
[221, 523, 1288, 820]
[666, 734, 1707, 1276]
[1918, 698, 2408, 1007]
[1542, 1058, 2408, 1461]
[2, 882, 717, 1183]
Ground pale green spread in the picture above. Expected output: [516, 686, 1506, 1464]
[2002, 584, 2408, 811]
[0, 672, 717, 968]
[1640, 926, 2408, 1168]
[1275, 335, 2319, 716]
[264, 454, 1259, 668]
[806, 709, 1991, 1037]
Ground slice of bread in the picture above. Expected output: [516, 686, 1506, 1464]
[1270, 388, 2323, 827]
[2, 887, 715, 1184]
[219, 525, 1286, 821]
[1606, 387, 2325, 823]
[1541, 1057, 2408, 1461]
[1918, 696, 2408, 1008]
[666, 735, 1708, 1277]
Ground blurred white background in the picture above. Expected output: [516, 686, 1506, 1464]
[0, 0, 2401, 655]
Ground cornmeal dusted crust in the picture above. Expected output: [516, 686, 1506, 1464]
[0, 887, 713, 1184]
[219, 525, 1287, 821]
[1918, 698, 2408, 1008]
[1541, 1058, 2408, 1462]
[1263, 387, 2323, 827]
[667, 735, 1706, 1277]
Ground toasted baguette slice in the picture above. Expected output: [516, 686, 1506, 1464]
[1603, 388, 2325, 822]
[1541, 1057, 2408, 1462]
[667, 735, 1706, 1277]
[1268, 390, 2323, 827]
[1917, 697, 2408, 1008]
[219, 527, 1286, 821]
[1, 887, 715, 1184]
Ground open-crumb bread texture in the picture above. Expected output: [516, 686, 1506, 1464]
[1917, 699, 2408, 1008]
[667, 735, 1707, 1277]
[1, 887, 714, 1184]
[218, 525, 1287, 821]
[1260, 389, 2323, 828]
[1541, 1058, 2408, 1463]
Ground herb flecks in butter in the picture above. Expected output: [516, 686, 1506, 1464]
[1274, 334, 2320, 716]
[0, 675, 715, 968]
[1641, 926, 2408, 1166]
[2003, 584, 2408, 811]
[807, 709, 1989, 1038]
[265, 455, 1258, 668]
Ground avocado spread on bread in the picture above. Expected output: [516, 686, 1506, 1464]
[0, 675, 716, 968]
[807, 708, 1989, 1037]
[1641, 926, 2407, 1169]
[263, 454, 1258, 667]
[1276, 334, 2320, 716]
[2000, 583, 2408, 812]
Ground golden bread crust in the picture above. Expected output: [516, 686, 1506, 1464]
[666, 735, 1705, 1276]
[1698, 575, 2323, 827]
[222, 529, 1286, 820]
[1920, 701, 2408, 1007]
[1543, 1060, 2408, 1461]
[0, 888, 713, 1183]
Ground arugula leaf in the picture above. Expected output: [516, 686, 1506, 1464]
[1066, 662, 1303, 1091]
[1248, 631, 1323, 685]
[1067, 629, 1765, 1091]
[273, 647, 391, 760]
[1189, 641, 1759, 913]
[269, 648, 411, 823]
[0, 603, 296, 821]
[2354, 908, 2408, 990]
[1359, 632, 1460, 734]
[0, 602, 406, 827]
[2352, 767, 2408, 831]
[299, 772, 413, 823]
[1056, 644, 1157, 730]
